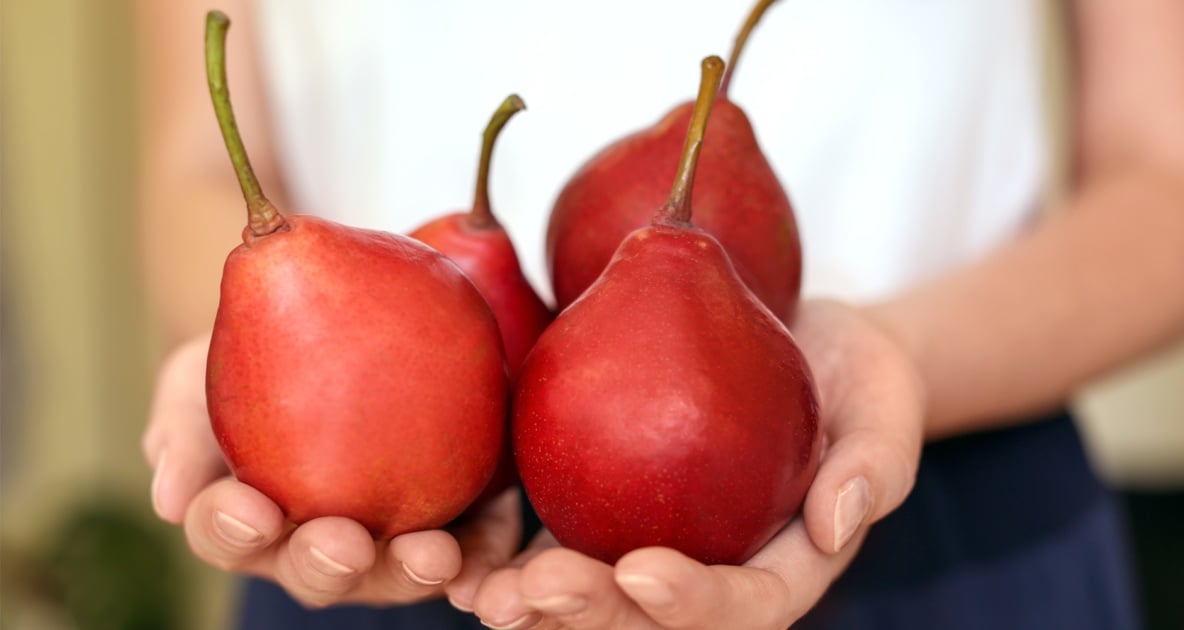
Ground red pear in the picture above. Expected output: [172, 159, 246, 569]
[546, 0, 800, 321]
[202, 12, 507, 539]
[514, 56, 821, 565]
[411, 95, 554, 379]
[411, 95, 554, 511]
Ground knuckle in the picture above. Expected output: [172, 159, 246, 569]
[185, 525, 259, 574]
[527, 547, 580, 575]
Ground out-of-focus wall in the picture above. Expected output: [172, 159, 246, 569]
[1077, 342, 1184, 487]
[0, 0, 230, 628]
[2, 0, 147, 531]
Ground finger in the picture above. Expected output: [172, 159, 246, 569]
[507, 527, 559, 568]
[142, 335, 211, 465]
[472, 566, 541, 630]
[445, 488, 523, 611]
[613, 547, 793, 630]
[802, 351, 924, 554]
[151, 440, 227, 524]
[795, 302, 926, 555]
[272, 517, 376, 608]
[462, 528, 562, 619]
[183, 477, 285, 572]
[143, 333, 206, 461]
[145, 336, 227, 523]
[802, 428, 911, 555]
[389, 529, 463, 588]
[281, 527, 463, 608]
[517, 547, 655, 629]
[340, 528, 461, 606]
[746, 517, 868, 623]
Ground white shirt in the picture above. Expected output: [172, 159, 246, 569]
[254, 0, 1051, 304]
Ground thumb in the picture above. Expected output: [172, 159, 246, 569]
[144, 334, 228, 523]
[802, 368, 923, 554]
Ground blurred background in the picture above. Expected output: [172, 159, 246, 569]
[1, 0, 1181, 628]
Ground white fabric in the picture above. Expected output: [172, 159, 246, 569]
[254, 0, 1050, 304]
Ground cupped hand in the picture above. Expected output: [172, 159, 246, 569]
[469, 300, 927, 629]
[142, 334, 521, 609]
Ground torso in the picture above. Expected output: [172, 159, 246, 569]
[253, 0, 1053, 304]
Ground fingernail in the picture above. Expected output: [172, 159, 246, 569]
[150, 452, 168, 518]
[401, 561, 444, 586]
[834, 476, 872, 552]
[213, 511, 263, 545]
[308, 546, 357, 577]
[616, 573, 674, 608]
[523, 593, 587, 615]
[447, 596, 473, 613]
[479, 613, 541, 630]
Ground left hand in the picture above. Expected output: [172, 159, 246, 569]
[466, 300, 926, 629]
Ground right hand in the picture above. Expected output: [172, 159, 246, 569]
[142, 334, 521, 609]
[466, 300, 925, 629]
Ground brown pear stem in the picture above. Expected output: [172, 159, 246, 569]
[205, 11, 286, 239]
[469, 94, 526, 229]
[655, 56, 725, 226]
[720, 0, 780, 96]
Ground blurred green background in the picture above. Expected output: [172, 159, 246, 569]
[1, 1, 1181, 628]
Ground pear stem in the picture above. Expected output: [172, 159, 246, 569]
[720, 0, 780, 97]
[655, 56, 725, 226]
[469, 95, 527, 229]
[205, 11, 286, 238]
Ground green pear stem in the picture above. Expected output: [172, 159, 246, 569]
[656, 56, 724, 226]
[469, 94, 527, 229]
[205, 11, 286, 239]
[719, 0, 780, 96]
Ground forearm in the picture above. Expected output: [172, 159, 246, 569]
[866, 167, 1184, 440]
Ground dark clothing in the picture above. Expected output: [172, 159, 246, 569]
[798, 410, 1141, 629]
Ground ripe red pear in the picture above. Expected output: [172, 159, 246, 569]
[514, 56, 821, 565]
[411, 95, 554, 379]
[546, 0, 800, 321]
[411, 95, 554, 512]
[202, 12, 507, 539]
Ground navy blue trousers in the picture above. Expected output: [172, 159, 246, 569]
[237, 411, 1142, 629]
